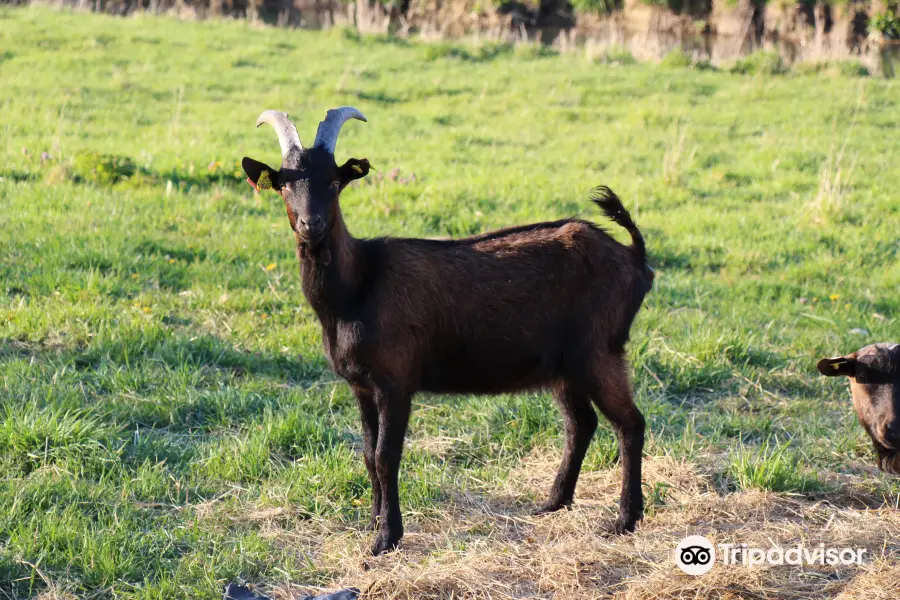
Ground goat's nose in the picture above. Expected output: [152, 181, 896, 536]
[300, 215, 324, 234]
[886, 422, 900, 445]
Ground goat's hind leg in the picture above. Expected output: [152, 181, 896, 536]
[351, 384, 382, 531]
[588, 353, 645, 534]
[536, 380, 599, 515]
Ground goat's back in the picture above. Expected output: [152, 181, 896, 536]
[357, 218, 650, 393]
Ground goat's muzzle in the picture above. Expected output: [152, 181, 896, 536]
[881, 422, 900, 450]
[297, 216, 332, 251]
[300, 215, 325, 237]
[876, 443, 900, 476]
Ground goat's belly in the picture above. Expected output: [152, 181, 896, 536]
[419, 350, 557, 394]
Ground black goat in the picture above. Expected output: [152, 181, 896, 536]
[818, 343, 900, 475]
[241, 107, 654, 555]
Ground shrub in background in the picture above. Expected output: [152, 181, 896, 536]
[593, 44, 637, 65]
[72, 151, 137, 185]
[869, 5, 900, 39]
[729, 50, 786, 76]
[660, 47, 693, 68]
[792, 60, 870, 78]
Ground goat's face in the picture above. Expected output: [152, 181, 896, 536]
[242, 149, 369, 247]
[818, 343, 900, 475]
[241, 108, 369, 249]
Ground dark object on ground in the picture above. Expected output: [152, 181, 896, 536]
[242, 107, 654, 556]
[818, 343, 900, 475]
[224, 583, 361, 600]
[224, 584, 269, 600]
[304, 590, 360, 600]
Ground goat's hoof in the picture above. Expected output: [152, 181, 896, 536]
[533, 502, 571, 516]
[611, 516, 638, 535]
[371, 533, 401, 556]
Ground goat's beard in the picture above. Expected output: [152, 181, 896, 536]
[873, 442, 900, 476]
[297, 241, 332, 266]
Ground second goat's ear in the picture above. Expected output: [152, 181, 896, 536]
[338, 158, 371, 187]
[817, 355, 856, 377]
[242, 157, 281, 191]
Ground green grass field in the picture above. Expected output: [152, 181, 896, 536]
[1, 6, 900, 599]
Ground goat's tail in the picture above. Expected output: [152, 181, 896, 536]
[590, 186, 647, 266]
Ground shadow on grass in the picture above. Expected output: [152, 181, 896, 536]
[23, 153, 250, 193]
[0, 329, 332, 394]
[353, 90, 402, 105]
[421, 41, 513, 63]
[0, 332, 345, 468]
[0, 169, 38, 183]
[337, 27, 411, 47]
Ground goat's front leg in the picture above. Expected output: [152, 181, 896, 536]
[371, 387, 412, 555]
[351, 384, 381, 531]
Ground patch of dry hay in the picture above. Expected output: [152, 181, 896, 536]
[834, 560, 900, 600]
[261, 450, 900, 600]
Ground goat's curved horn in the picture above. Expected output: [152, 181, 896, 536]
[256, 110, 302, 157]
[313, 106, 367, 155]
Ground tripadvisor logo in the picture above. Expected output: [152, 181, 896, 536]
[675, 535, 716, 575]
[674, 535, 868, 575]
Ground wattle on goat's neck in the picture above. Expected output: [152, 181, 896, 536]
[299, 203, 363, 319]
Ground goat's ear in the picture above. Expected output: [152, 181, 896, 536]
[242, 157, 281, 192]
[817, 355, 857, 377]
[337, 158, 371, 187]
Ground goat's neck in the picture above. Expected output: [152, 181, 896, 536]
[299, 206, 362, 323]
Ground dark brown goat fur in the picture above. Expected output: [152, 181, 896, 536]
[243, 133, 654, 556]
[818, 343, 900, 476]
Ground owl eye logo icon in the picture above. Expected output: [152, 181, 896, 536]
[675, 535, 716, 575]
[680, 546, 711, 565]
